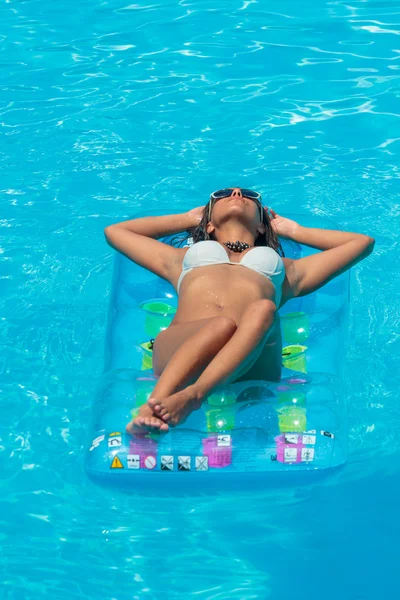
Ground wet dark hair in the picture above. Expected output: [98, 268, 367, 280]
[169, 197, 285, 257]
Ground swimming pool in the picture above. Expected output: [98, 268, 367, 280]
[1, 0, 399, 597]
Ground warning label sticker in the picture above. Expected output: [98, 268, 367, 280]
[143, 455, 156, 470]
[108, 435, 122, 448]
[321, 430, 335, 439]
[89, 435, 105, 452]
[178, 456, 191, 471]
[127, 454, 140, 469]
[284, 434, 299, 444]
[110, 455, 124, 469]
[301, 448, 315, 462]
[195, 456, 208, 471]
[217, 435, 231, 447]
[161, 456, 174, 471]
[302, 434, 316, 445]
[284, 447, 298, 463]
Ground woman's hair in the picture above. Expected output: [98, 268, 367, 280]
[169, 198, 284, 257]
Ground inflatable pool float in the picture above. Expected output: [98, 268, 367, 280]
[85, 214, 349, 490]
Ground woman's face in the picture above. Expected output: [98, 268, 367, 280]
[209, 188, 262, 225]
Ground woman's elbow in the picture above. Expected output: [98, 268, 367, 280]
[356, 233, 374, 244]
[104, 224, 120, 244]
[104, 224, 119, 238]
[365, 235, 375, 247]
[362, 235, 375, 256]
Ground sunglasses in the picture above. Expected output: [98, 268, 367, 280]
[209, 188, 263, 221]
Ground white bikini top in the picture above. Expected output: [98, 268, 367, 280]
[177, 240, 285, 306]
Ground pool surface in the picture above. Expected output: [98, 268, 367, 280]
[1, 0, 399, 598]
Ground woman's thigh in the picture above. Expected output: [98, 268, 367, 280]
[152, 318, 223, 376]
[233, 318, 282, 383]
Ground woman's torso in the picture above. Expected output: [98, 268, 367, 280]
[168, 242, 290, 327]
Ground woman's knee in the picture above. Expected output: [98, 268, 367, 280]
[209, 316, 237, 340]
[247, 299, 276, 329]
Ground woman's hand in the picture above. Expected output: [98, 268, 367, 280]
[186, 206, 205, 227]
[266, 207, 300, 239]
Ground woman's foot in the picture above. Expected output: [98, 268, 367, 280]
[147, 385, 203, 427]
[126, 402, 169, 435]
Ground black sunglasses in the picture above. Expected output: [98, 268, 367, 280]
[210, 188, 261, 201]
[209, 188, 263, 221]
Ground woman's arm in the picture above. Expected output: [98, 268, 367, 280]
[291, 235, 375, 297]
[109, 210, 200, 239]
[291, 225, 368, 251]
[268, 208, 375, 299]
[104, 211, 201, 280]
[267, 208, 369, 250]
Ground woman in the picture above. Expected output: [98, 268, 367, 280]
[104, 187, 374, 435]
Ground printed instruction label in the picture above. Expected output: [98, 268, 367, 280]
[195, 456, 208, 471]
[217, 435, 231, 447]
[301, 448, 315, 462]
[161, 456, 174, 471]
[321, 430, 335, 439]
[89, 435, 105, 451]
[108, 435, 122, 448]
[284, 448, 298, 463]
[284, 434, 299, 444]
[143, 455, 156, 470]
[178, 456, 191, 471]
[110, 455, 124, 469]
[302, 434, 316, 445]
[127, 454, 140, 469]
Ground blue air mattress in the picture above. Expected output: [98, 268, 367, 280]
[85, 214, 349, 490]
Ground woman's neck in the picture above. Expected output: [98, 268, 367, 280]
[214, 222, 255, 247]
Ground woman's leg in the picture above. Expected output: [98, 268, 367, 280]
[126, 316, 237, 433]
[149, 299, 277, 427]
[234, 318, 282, 383]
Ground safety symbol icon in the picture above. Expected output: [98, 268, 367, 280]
[302, 434, 316, 445]
[301, 448, 315, 462]
[89, 435, 105, 452]
[127, 454, 140, 469]
[284, 447, 298, 463]
[284, 434, 299, 444]
[161, 456, 174, 471]
[217, 435, 231, 447]
[178, 456, 191, 471]
[143, 455, 156, 470]
[108, 435, 122, 448]
[195, 456, 208, 471]
[110, 455, 124, 469]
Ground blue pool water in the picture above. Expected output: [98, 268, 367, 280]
[1, 0, 399, 597]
